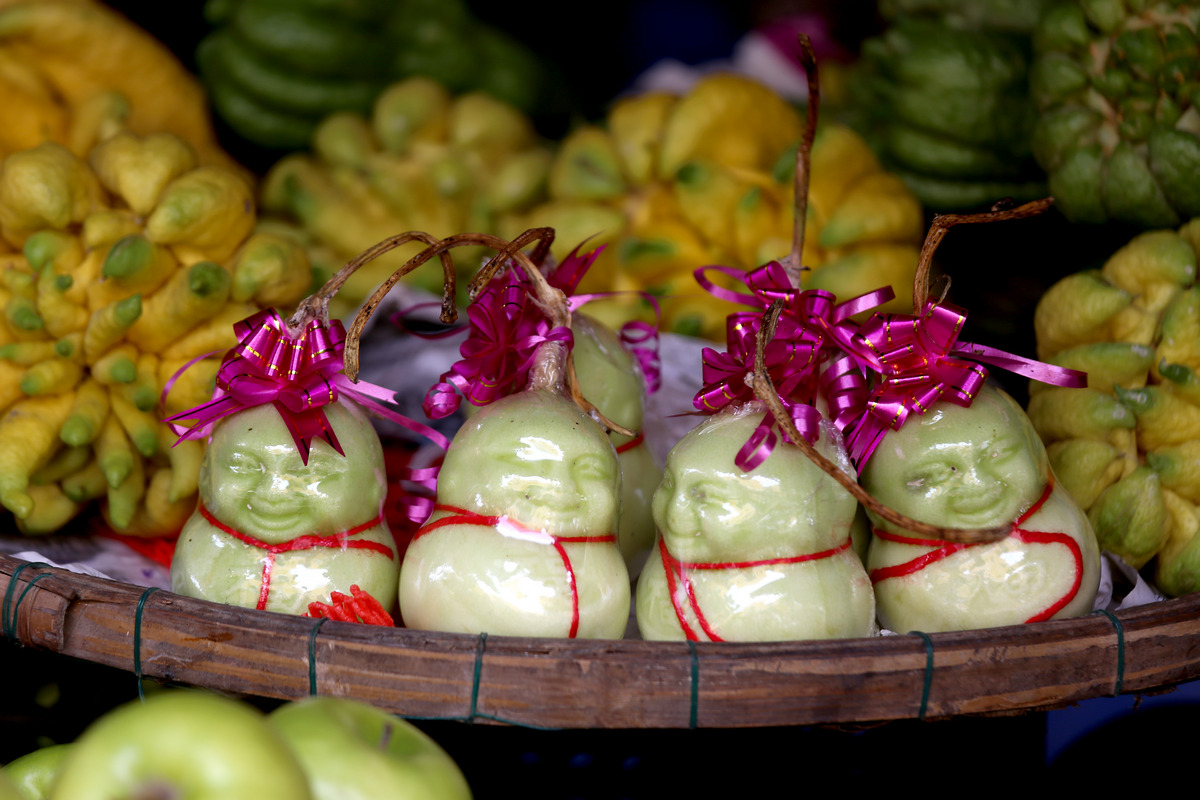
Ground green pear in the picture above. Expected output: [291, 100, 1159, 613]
[862, 384, 1101, 633]
[401, 389, 629, 638]
[636, 404, 874, 642]
[171, 399, 399, 617]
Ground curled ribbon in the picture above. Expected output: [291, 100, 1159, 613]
[165, 309, 450, 524]
[423, 242, 663, 416]
[422, 279, 574, 418]
[844, 299, 1087, 471]
[692, 261, 895, 471]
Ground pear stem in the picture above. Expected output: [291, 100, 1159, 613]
[786, 34, 820, 289]
[911, 197, 1055, 311]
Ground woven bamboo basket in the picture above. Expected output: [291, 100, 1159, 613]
[3, 552, 1198, 730]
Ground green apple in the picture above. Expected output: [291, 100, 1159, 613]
[401, 388, 630, 638]
[1, 743, 71, 800]
[0, 769, 24, 800]
[861, 383, 1101, 632]
[171, 399, 400, 616]
[571, 313, 662, 574]
[267, 697, 470, 800]
[636, 404, 875, 642]
[47, 691, 313, 800]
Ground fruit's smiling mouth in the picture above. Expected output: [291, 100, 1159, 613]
[240, 501, 312, 535]
[946, 484, 1012, 526]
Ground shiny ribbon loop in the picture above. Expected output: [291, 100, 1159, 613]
[169, 309, 348, 463]
[844, 300, 1086, 471]
[693, 261, 896, 471]
[424, 243, 661, 417]
[166, 308, 451, 525]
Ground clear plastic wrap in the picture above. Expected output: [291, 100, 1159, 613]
[399, 389, 630, 638]
[636, 403, 876, 641]
[170, 399, 399, 616]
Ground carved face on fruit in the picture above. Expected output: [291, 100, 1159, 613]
[435, 389, 620, 536]
[199, 400, 387, 544]
[653, 404, 858, 562]
[861, 383, 1047, 530]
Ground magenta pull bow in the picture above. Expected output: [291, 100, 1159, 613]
[423, 278, 573, 419]
[423, 242, 662, 417]
[692, 261, 895, 471]
[843, 300, 1087, 471]
[165, 306, 449, 467]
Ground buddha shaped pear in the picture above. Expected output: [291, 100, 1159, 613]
[400, 388, 630, 639]
[636, 403, 875, 642]
[862, 383, 1101, 633]
[171, 399, 399, 616]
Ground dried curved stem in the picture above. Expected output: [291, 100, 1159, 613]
[289, 230, 452, 335]
[749, 300, 1009, 544]
[467, 227, 557, 302]
[786, 33, 819, 289]
[566, 350, 635, 438]
[461, 228, 628, 431]
[912, 197, 1055, 311]
[339, 233, 472, 381]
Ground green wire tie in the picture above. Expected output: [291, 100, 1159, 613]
[687, 640, 699, 730]
[308, 617, 328, 696]
[2, 561, 51, 640]
[1092, 609, 1126, 696]
[910, 630, 935, 721]
[134, 586, 159, 702]
[468, 632, 487, 723]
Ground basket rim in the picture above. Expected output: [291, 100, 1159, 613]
[3, 553, 1197, 729]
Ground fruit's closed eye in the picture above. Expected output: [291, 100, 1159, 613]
[572, 454, 609, 482]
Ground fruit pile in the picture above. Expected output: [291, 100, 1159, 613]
[846, 0, 1200, 225]
[520, 73, 925, 339]
[198, 0, 551, 151]
[1031, 219, 1200, 595]
[0, 0, 239, 173]
[257, 77, 553, 314]
[0, 691, 472, 800]
[0, 133, 310, 536]
[846, 5, 1049, 210]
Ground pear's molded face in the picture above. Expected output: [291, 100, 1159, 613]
[861, 384, 1047, 531]
[436, 390, 620, 534]
[200, 401, 387, 543]
[653, 405, 858, 561]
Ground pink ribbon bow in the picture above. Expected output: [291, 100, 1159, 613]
[692, 262, 895, 470]
[165, 309, 451, 523]
[843, 300, 1087, 471]
[423, 243, 663, 417]
[422, 278, 574, 418]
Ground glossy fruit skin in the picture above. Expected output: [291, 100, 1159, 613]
[400, 389, 630, 639]
[267, 697, 472, 800]
[0, 743, 71, 800]
[636, 405, 875, 642]
[171, 399, 399, 617]
[863, 384, 1101, 633]
[1030, 1, 1200, 227]
[47, 691, 314, 800]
